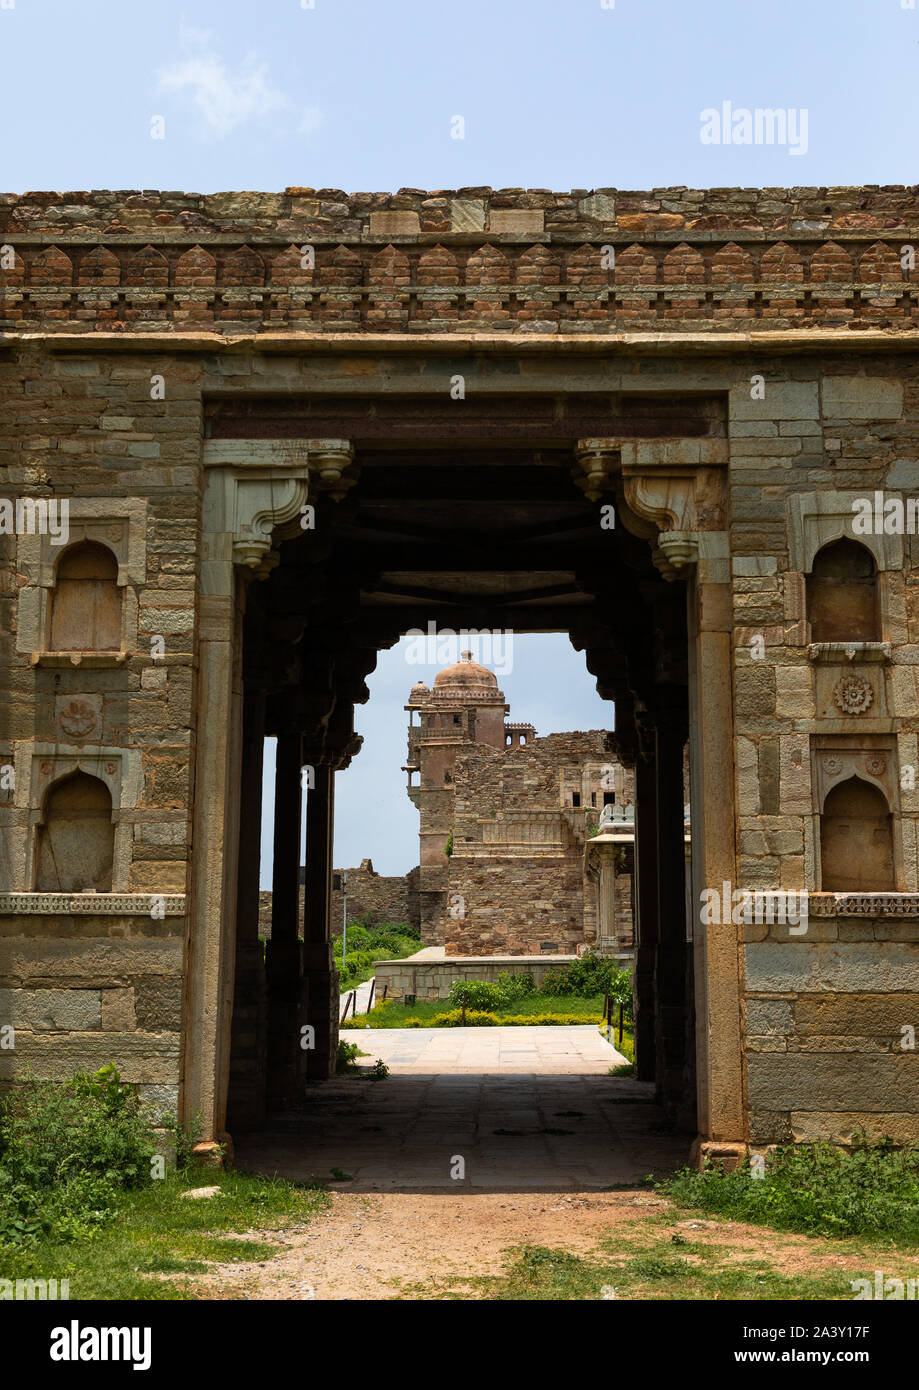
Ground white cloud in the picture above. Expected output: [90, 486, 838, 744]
[157, 23, 321, 140]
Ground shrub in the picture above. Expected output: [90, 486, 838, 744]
[540, 952, 634, 1020]
[448, 971, 534, 1011]
[335, 1040, 363, 1073]
[662, 1135, 919, 1243]
[434, 1009, 501, 1027]
[433, 1009, 603, 1027]
[0, 1065, 158, 1246]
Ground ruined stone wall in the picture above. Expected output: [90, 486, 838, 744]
[257, 862, 419, 937]
[444, 731, 622, 954]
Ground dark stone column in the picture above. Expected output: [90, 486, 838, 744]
[654, 715, 690, 1122]
[227, 691, 267, 1130]
[632, 732, 659, 1083]
[266, 730, 304, 1107]
[301, 759, 337, 1081]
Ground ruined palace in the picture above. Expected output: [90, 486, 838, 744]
[2, 185, 919, 1160]
[258, 647, 636, 962]
[406, 649, 634, 954]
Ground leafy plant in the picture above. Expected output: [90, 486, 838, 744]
[0, 1066, 158, 1246]
[662, 1134, 919, 1243]
[448, 972, 534, 1011]
[335, 1040, 364, 1074]
[540, 952, 634, 1022]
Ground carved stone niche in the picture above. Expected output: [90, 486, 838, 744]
[16, 745, 143, 895]
[788, 490, 901, 649]
[811, 735, 901, 892]
[15, 498, 147, 665]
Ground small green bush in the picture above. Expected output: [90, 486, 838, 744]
[448, 971, 534, 1011]
[540, 952, 633, 1021]
[335, 1040, 363, 1073]
[0, 1065, 158, 1246]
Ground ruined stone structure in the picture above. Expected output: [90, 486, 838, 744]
[405, 650, 632, 952]
[3, 185, 919, 1158]
[257, 859, 420, 938]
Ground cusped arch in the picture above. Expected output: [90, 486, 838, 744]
[174, 245, 217, 288]
[125, 245, 169, 287]
[859, 241, 903, 283]
[220, 245, 265, 286]
[516, 244, 560, 286]
[760, 241, 804, 284]
[30, 245, 73, 287]
[465, 243, 510, 287]
[78, 245, 121, 287]
[613, 243, 657, 285]
[417, 244, 458, 287]
[662, 243, 705, 286]
[710, 242, 754, 285]
[809, 241, 853, 283]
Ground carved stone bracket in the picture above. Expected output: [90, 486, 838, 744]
[573, 437, 728, 581]
[572, 439, 620, 502]
[202, 438, 357, 572]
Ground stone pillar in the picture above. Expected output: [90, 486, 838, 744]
[227, 691, 267, 1130]
[687, 564, 744, 1149]
[187, 439, 354, 1140]
[302, 759, 337, 1081]
[184, 560, 247, 1142]
[632, 739, 659, 1083]
[609, 433, 743, 1152]
[654, 714, 689, 1120]
[597, 845, 618, 953]
[266, 731, 304, 1107]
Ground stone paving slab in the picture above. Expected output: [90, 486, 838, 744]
[236, 1026, 688, 1192]
[338, 1024, 628, 1073]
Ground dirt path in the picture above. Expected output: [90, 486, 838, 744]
[182, 1190, 881, 1300]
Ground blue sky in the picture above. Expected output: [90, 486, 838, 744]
[3, 0, 918, 192]
[8, 0, 917, 880]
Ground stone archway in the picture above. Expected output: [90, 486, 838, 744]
[187, 411, 740, 1162]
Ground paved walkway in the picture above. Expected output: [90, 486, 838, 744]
[338, 978, 375, 1021]
[339, 1024, 628, 1073]
[236, 1025, 689, 1191]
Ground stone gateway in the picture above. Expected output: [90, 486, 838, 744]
[2, 184, 919, 1163]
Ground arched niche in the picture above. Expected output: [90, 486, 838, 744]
[49, 540, 122, 651]
[34, 770, 115, 892]
[820, 775, 894, 892]
[806, 538, 880, 644]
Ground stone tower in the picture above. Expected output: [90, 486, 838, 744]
[404, 651, 510, 937]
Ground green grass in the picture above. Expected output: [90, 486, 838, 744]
[405, 1234, 859, 1302]
[661, 1138, 919, 1246]
[0, 1170, 330, 1300]
[346, 992, 612, 1028]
